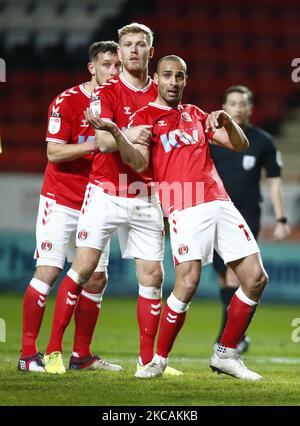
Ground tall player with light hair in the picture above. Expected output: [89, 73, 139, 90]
[44, 23, 181, 376]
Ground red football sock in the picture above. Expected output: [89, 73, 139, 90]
[220, 293, 256, 348]
[21, 283, 48, 357]
[137, 295, 162, 365]
[156, 303, 187, 358]
[72, 290, 102, 358]
[46, 274, 82, 354]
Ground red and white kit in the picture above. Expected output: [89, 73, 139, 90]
[36, 84, 109, 270]
[130, 102, 259, 265]
[76, 74, 164, 261]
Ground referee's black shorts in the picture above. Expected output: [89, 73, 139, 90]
[213, 205, 260, 275]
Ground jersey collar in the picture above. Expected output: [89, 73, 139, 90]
[148, 102, 183, 111]
[120, 73, 153, 93]
[79, 83, 92, 98]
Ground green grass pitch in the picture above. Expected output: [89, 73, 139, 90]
[0, 294, 300, 406]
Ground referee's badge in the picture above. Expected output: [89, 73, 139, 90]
[242, 155, 256, 170]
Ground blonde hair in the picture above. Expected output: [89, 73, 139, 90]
[118, 22, 154, 47]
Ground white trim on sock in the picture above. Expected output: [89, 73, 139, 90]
[138, 284, 162, 300]
[67, 268, 85, 285]
[153, 353, 168, 365]
[235, 287, 257, 307]
[167, 292, 190, 313]
[30, 278, 51, 295]
[81, 290, 103, 303]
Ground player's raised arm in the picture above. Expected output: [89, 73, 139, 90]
[85, 108, 150, 172]
[206, 110, 249, 152]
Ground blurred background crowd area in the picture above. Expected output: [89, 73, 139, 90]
[0, 0, 299, 176]
[0, 0, 299, 299]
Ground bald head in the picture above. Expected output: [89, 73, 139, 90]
[154, 55, 188, 108]
[157, 55, 187, 74]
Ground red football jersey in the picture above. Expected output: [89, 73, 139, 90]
[42, 84, 95, 210]
[130, 102, 229, 214]
[89, 73, 157, 197]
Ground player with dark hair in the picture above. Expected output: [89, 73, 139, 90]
[86, 55, 269, 380]
[18, 41, 123, 373]
[210, 85, 291, 353]
[44, 24, 181, 376]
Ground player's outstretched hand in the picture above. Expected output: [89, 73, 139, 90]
[85, 108, 117, 133]
[205, 110, 232, 132]
[124, 125, 153, 147]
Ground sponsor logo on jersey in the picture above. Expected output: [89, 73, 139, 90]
[178, 244, 189, 255]
[124, 106, 132, 115]
[78, 135, 95, 144]
[181, 112, 192, 122]
[80, 119, 89, 127]
[48, 112, 61, 135]
[158, 120, 167, 126]
[41, 241, 52, 251]
[160, 129, 199, 153]
[242, 155, 256, 170]
[78, 230, 88, 241]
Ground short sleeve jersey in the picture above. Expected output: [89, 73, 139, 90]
[42, 84, 95, 210]
[89, 73, 158, 197]
[130, 102, 229, 215]
[209, 124, 282, 210]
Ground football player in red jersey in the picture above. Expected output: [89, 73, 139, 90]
[18, 41, 124, 373]
[86, 55, 269, 381]
[44, 24, 182, 376]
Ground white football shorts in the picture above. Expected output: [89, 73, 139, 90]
[34, 195, 109, 271]
[76, 183, 164, 261]
[169, 200, 259, 266]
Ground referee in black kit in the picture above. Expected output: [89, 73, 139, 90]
[210, 85, 291, 353]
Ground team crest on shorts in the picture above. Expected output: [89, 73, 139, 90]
[41, 241, 52, 251]
[178, 244, 189, 255]
[78, 230, 88, 241]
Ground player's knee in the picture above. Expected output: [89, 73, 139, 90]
[178, 275, 199, 299]
[84, 270, 108, 293]
[140, 266, 164, 287]
[257, 270, 268, 290]
[183, 277, 198, 294]
[73, 258, 99, 283]
[34, 266, 61, 287]
[248, 268, 268, 294]
[76, 268, 92, 283]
